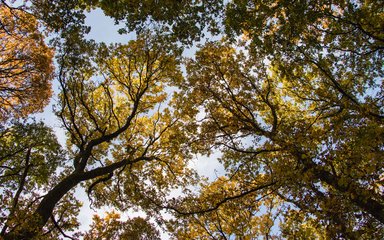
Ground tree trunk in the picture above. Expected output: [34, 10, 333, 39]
[315, 167, 384, 224]
[295, 150, 384, 224]
[3, 172, 83, 240]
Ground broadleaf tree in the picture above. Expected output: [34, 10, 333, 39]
[0, 0, 383, 239]
[0, 2, 54, 122]
[169, 38, 383, 238]
[0, 33, 197, 239]
[165, 0, 384, 238]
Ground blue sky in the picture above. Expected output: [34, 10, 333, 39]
[34, 9, 135, 233]
[84, 8, 134, 44]
[39, 8, 225, 178]
[33, 8, 225, 237]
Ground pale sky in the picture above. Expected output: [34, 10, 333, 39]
[33, 8, 225, 239]
[84, 8, 225, 181]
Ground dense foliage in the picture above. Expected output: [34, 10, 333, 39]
[0, 0, 383, 239]
[0, 3, 54, 122]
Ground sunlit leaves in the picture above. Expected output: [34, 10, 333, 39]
[171, 177, 281, 239]
[53, 34, 196, 231]
[171, 33, 384, 237]
[1, 0, 383, 238]
[0, 4, 54, 122]
[84, 211, 160, 240]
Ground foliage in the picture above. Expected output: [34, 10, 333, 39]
[82, 0, 224, 44]
[169, 3, 384, 236]
[0, 33, 196, 239]
[0, 121, 82, 239]
[84, 211, 160, 240]
[0, 0, 383, 239]
[0, 3, 54, 122]
[169, 176, 282, 239]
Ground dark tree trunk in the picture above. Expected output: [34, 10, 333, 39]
[2, 156, 132, 239]
[3, 172, 83, 240]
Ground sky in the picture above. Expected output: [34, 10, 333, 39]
[40, 8, 226, 180]
[84, 8, 225, 180]
[33, 8, 132, 234]
[33, 7, 225, 238]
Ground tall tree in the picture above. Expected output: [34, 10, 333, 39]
[159, 1, 383, 238]
[1, 0, 383, 238]
[0, 3, 54, 123]
[1, 35, 195, 239]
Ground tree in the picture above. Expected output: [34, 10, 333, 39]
[167, 6, 384, 236]
[0, 2, 54, 122]
[1, 0, 383, 238]
[1, 34, 195, 239]
[0, 121, 82, 239]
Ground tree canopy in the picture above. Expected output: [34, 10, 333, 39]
[83, 211, 160, 240]
[0, 3, 54, 122]
[0, 0, 383, 239]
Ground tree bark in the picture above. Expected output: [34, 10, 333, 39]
[3, 172, 83, 240]
[2, 155, 139, 239]
[295, 151, 384, 224]
[314, 167, 384, 224]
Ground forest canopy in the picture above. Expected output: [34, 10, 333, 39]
[0, 3, 54, 122]
[0, 0, 383, 239]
